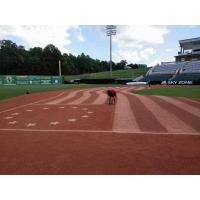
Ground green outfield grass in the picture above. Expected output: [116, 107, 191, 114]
[0, 84, 116, 100]
[64, 68, 149, 81]
[133, 86, 200, 98]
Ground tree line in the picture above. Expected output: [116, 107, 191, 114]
[0, 40, 144, 76]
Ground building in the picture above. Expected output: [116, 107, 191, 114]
[175, 37, 200, 62]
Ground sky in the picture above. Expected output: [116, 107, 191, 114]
[0, 25, 200, 67]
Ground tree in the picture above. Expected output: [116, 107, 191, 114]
[43, 44, 62, 75]
[0, 40, 26, 75]
[27, 47, 43, 75]
[116, 60, 127, 70]
[0, 39, 147, 76]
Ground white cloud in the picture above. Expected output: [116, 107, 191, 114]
[149, 56, 173, 67]
[113, 25, 169, 64]
[76, 27, 85, 42]
[113, 47, 156, 63]
[148, 59, 163, 67]
[165, 48, 172, 52]
[0, 25, 80, 54]
[77, 34, 85, 42]
[139, 48, 156, 60]
[113, 50, 140, 63]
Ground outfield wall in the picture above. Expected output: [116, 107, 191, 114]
[0, 75, 63, 85]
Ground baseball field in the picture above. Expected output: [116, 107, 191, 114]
[0, 85, 200, 174]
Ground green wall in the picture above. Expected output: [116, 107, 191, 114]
[0, 75, 63, 85]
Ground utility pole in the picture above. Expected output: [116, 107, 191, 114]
[59, 60, 61, 76]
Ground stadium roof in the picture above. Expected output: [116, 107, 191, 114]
[179, 37, 200, 50]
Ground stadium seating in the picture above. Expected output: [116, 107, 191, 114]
[144, 60, 200, 83]
[181, 60, 200, 73]
[151, 62, 182, 74]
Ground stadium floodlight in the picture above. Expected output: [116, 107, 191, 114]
[106, 25, 117, 77]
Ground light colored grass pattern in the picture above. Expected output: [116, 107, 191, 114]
[133, 86, 200, 98]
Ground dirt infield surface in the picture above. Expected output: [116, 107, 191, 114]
[0, 86, 200, 174]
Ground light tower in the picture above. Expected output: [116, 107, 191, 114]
[106, 25, 117, 77]
[59, 60, 62, 76]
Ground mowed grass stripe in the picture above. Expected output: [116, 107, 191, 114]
[133, 86, 200, 98]
[64, 68, 149, 81]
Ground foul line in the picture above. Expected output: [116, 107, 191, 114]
[0, 128, 199, 136]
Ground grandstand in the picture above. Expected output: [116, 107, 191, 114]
[176, 37, 200, 62]
[143, 37, 200, 84]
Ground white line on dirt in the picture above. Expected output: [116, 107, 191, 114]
[0, 128, 199, 135]
[72, 106, 78, 109]
[8, 121, 17, 125]
[4, 116, 13, 119]
[25, 123, 36, 127]
[68, 118, 77, 122]
[49, 121, 60, 125]
[81, 115, 89, 118]
[11, 113, 19, 116]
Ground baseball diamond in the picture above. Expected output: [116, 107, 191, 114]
[0, 85, 200, 174]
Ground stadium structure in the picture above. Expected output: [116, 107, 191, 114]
[140, 37, 200, 84]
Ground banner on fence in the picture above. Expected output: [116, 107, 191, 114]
[16, 76, 29, 85]
[3, 76, 16, 85]
[0, 75, 63, 85]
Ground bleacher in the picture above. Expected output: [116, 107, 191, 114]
[144, 60, 200, 83]
[151, 62, 184, 74]
[143, 37, 200, 84]
[181, 60, 200, 73]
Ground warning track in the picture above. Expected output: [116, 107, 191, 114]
[0, 85, 200, 174]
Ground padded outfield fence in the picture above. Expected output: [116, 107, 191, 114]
[0, 75, 64, 85]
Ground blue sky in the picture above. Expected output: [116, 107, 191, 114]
[0, 25, 200, 66]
